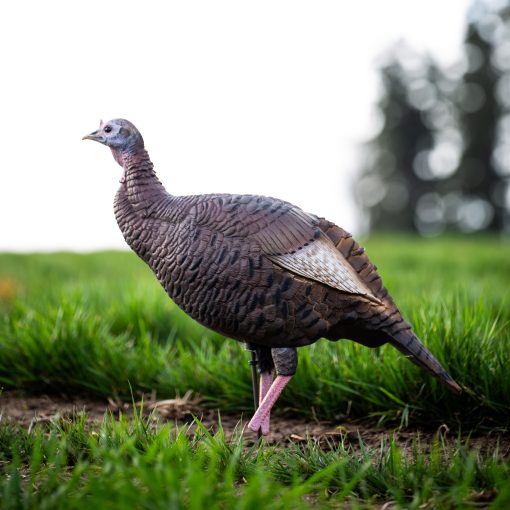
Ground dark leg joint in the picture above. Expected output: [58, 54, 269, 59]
[257, 346, 274, 374]
[271, 347, 298, 376]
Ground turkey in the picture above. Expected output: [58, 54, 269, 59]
[83, 119, 461, 436]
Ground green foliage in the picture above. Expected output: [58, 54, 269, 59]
[0, 237, 509, 508]
[0, 235, 509, 430]
[0, 411, 509, 509]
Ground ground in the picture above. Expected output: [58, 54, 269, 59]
[2, 390, 509, 457]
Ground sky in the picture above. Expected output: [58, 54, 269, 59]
[0, 0, 471, 251]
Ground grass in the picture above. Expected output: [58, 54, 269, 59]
[0, 235, 509, 430]
[0, 235, 509, 507]
[0, 407, 509, 509]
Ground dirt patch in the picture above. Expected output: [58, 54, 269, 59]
[1, 391, 509, 456]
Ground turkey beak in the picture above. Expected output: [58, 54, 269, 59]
[82, 130, 106, 144]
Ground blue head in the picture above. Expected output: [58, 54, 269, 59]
[83, 119, 144, 153]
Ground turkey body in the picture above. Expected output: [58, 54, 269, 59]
[83, 118, 460, 437]
[114, 158, 397, 352]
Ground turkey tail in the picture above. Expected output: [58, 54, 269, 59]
[391, 328, 462, 394]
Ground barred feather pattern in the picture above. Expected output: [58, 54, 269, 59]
[113, 149, 460, 393]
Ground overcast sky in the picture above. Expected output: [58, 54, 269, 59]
[0, 0, 470, 251]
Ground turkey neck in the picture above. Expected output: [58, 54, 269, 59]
[114, 148, 177, 264]
[120, 148, 169, 214]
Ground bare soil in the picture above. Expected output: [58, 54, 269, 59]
[1, 391, 509, 456]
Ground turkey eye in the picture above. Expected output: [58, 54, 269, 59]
[104, 125, 112, 133]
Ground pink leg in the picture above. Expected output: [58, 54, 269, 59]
[248, 375, 292, 434]
[258, 371, 273, 435]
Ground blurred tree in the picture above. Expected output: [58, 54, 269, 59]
[454, 14, 502, 232]
[357, 1, 510, 234]
[356, 47, 452, 234]
[482, 3, 510, 232]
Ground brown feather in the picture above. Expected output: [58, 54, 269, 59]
[108, 137, 460, 395]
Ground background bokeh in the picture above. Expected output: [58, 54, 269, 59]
[357, 1, 510, 235]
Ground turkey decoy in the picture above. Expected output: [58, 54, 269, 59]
[83, 119, 461, 436]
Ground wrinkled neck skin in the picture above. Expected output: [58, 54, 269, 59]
[113, 146, 169, 215]
[110, 147, 126, 168]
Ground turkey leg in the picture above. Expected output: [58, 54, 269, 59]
[253, 346, 274, 435]
[248, 347, 297, 435]
[245, 343, 263, 437]
[258, 371, 273, 435]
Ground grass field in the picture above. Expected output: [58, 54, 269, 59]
[1, 235, 509, 508]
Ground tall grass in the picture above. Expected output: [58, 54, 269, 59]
[0, 235, 509, 430]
